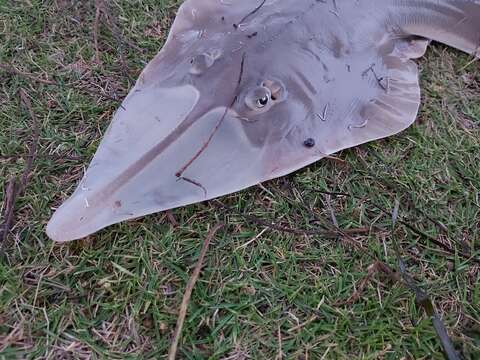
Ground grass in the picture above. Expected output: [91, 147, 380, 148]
[0, 0, 479, 358]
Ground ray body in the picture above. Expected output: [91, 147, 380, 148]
[47, 0, 480, 242]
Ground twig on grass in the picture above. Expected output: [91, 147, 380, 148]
[18, 90, 40, 194]
[167, 224, 223, 360]
[213, 200, 373, 241]
[390, 201, 460, 360]
[324, 194, 339, 228]
[94, 0, 103, 64]
[332, 199, 461, 360]
[1, 61, 125, 106]
[99, 1, 136, 83]
[275, 325, 284, 360]
[165, 210, 178, 227]
[334, 260, 400, 306]
[309, 188, 479, 264]
[0, 63, 56, 85]
[0, 90, 40, 246]
[0, 180, 17, 244]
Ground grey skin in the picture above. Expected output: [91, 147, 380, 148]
[46, 0, 480, 242]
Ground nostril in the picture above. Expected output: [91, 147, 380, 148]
[303, 138, 316, 148]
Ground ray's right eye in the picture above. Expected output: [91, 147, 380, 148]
[244, 79, 287, 113]
[245, 86, 272, 111]
[256, 95, 269, 108]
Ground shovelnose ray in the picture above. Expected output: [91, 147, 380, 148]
[47, 0, 480, 242]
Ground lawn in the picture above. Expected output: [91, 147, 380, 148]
[0, 1, 479, 359]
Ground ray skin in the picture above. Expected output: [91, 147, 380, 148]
[47, 0, 480, 242]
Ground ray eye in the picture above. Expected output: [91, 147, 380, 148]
[189, 50, 222, 76]
[256, 95, 269, 108]
[189, 54, 213, 75]
[245, 87, 272, 111]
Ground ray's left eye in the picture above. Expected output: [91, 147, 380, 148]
[189, 54, 214, 75]
[189, 50, 222, 76]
